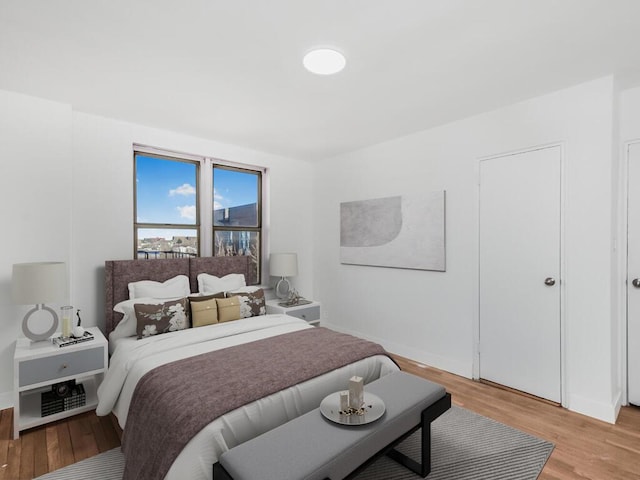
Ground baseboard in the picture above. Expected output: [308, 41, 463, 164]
[612, 390, 623, 420]
[0, 390, 13, 411]
[568, 392, 621, 424]
[322, 322, 473, 379]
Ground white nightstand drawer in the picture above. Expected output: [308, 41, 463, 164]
[286, 305, 320, 322]
[19, 346, 104, 387]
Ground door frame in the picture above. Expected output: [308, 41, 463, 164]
[623, 140, 640, 406]
[474, 142, 567, 408]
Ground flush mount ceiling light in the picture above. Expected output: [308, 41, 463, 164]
[303, 48, 346, 75]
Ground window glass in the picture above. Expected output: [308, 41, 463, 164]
[213, 166, 261, 281]
[136, 228, 199, 259]
[135, 153, 199, 257]
[133, 151, 263, 284]
[214, 230, 259, 257]
[213, 167, 259, 227]
[136, 155, 198, 225]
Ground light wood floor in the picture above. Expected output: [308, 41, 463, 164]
[1, 355, 639, 479]
[394, 356, 640, 480]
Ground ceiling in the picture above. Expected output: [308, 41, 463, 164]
[2, 0, 640, 161]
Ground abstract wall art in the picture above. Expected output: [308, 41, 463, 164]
[340, 191, 446, 271]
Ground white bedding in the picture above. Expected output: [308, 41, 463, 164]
[97, 314, 399, 480]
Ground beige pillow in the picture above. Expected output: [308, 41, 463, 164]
[190, 297, 219, 327]
[216, 296, 241, 323]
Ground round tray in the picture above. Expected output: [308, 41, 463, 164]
[319, 391, 385, 426]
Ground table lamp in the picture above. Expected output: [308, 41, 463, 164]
[12, 262, 67, 342]
[269, 253, 298, 299]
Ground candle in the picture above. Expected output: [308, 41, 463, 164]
[61, 306, 73, 338]
[339, 391, 349, 412]
[348, 375, 364, 409]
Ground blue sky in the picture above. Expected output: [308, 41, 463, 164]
[213, 166, 258, 211]
[136, 155, 197, 224]
[136, 155, 258, 238]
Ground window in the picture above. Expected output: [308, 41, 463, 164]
[213, 166, 262, 281]
[133, 148, 264, 283]
[134, 153, 200, 258]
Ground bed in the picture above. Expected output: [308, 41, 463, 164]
[97, 256, 399, 480]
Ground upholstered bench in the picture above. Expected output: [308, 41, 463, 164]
[213, 371, 451, 480]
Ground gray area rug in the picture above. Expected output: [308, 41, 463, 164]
[34, 406, 553, 480]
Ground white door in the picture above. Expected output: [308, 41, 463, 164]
[479, 146, 562, 403]
[628, 142, 640, 406]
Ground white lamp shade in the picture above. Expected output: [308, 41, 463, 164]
[269, 253, 298, 277]
[12, 262, 67, 305]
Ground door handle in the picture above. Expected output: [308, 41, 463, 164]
[544, 277, 556, 286]
[633, 278, 640, 288]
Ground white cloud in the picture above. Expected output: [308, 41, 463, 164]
[169, 183, 196, 196]
[177, 205, 196, 221]
[213, 188, 226, 211]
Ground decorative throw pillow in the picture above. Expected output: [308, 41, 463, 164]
[112, 297, 180, 340]
[134, 298, 190, 338]
[189, 293, 223, 327]
[226, 288, 266, 318]
[128, 275, 191, 299]
[216, 296, 242, 323]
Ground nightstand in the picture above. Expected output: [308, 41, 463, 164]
[265, 299, 321, 326]
[12, 326, 108, 439]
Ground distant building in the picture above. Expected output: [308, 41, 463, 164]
[137, 204, 257, 260]
[213, 203, 257, 226]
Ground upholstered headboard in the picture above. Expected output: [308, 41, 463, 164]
[104, 256, 255, 335]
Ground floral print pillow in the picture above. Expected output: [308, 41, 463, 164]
[226, 288, 266, 318]
[134, 298, 189, 339]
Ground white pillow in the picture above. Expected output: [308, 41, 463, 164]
[225, 286, 261, 296]
[197, 273, 246, 295]
[109, 314, 137, 342]
[128, 275, 191, 299]
[111, 297, 177, 339]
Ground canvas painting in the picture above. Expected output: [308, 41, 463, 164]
[340, 191, 446, 271]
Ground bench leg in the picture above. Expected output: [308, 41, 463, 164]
[213, 462, 233, 480]
[386, 393, 451, 478]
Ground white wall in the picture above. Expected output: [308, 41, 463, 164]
[0, 91, 315, 407]
[0, 91, 73, 407]
[313, 76, 622, 422]
[620, 85, 640, 138]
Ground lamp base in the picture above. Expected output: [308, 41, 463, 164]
[22, 304, 59, 342]
[275, 277, 291, 300]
